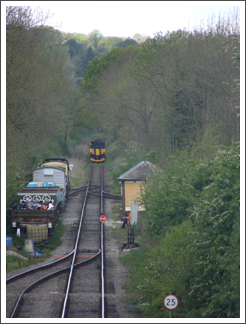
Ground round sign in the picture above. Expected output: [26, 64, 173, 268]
[100, 213, 106, 222]
[163, 294, 179, 310]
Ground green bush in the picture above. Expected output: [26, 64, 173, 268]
[121, 141, 240, 318]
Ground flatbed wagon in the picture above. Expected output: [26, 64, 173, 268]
[11, 184, 62, 242]
[11, 205, 59, 232]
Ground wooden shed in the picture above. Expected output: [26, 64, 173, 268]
[117, 161, 160, 216]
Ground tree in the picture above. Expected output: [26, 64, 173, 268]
[65, 38, 89, 77]
[84, 46, 94, 65]
[64, 32, 88, 44]
[133, 33, 142, 41]
[87, 29, 103, 49]
[79, 8, 239, 161]
[97, 36, 123, 53]
[6, 6, 77, 210]
[121, 141, 240, 318]
[134, 21, 240, 149]
[92, 45, 165, 151]
[81, 47, 122, 91]
[188, 142, 240, 317]
[132, 33, 148, 43]
[116, 38, 139, 48]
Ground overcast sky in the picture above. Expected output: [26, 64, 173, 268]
[42, 1, 242, 38]
[3, 1, 243, 38]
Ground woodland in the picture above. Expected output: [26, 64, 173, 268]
[6, 6, 240, 318]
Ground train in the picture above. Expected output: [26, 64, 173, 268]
[40, 157, 71, 198]
[89, 138, 107, 163]
[11, 158, 72, 243]
[11, 138, 107, 243]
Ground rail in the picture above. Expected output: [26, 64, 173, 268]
[9, 250, 101, 318]
[7, 165, 106, 318]
[6, 249, 75, 283]
[100, 165, 105, 318]
[61, 165, 93, 318]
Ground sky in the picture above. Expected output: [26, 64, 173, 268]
[2, 1, 244, 38]
[41, 1, 241, 38]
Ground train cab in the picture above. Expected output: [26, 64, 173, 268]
[89, 139, 106, 163]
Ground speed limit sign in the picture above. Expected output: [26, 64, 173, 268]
[163, 294, 179, 310]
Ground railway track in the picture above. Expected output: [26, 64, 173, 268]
[6, 164, 113, 318]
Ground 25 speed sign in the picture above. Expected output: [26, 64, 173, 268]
[163, 294, 179, 310]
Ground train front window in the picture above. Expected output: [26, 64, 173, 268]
[90, 142, 95, 149]
[101, 142, 105, 149]
[95, 142, 100, 149]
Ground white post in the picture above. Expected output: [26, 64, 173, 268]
[131, 202, 138, 225]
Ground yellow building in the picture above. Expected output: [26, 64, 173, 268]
[118, 161, 160, 216]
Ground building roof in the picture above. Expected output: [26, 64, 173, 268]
[118, 161, 160, 181]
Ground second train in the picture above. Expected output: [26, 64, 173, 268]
[89, 138, 107, 163]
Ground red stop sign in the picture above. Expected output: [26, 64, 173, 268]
[100, 213, 106, 222]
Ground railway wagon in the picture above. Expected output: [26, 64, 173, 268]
[89, 138, 107, 163]
[33, 166, 66, 207]
[11, 203, 59, 237]
[41, 158, 71, 197]
[17, 182, 62, 206]
[11, 183, 62, 240]
[11, 159, 70, 243]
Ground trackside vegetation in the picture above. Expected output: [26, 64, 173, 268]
[120, 141, 240, 318]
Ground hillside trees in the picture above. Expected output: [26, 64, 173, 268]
[74, 47, 126, 131]
[65, 36, 121, 79]
[64, 30, 107, 79]
[97, 36, 123, 53]
[80, 45, 170, 152]
[95, 46, 166, 152]
[65, 38, 89, 78]
[134, 23, 240, 149]
[116, 38, 139, 48]
[79, 10, 239, 164]
[6, 6, 77, 207]
[87, 29, 103, 50]
[62, 32, 88, 44]
[62, 32, 144, 79]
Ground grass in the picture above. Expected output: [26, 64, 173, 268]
[109, 204, 122, 223]
[6, 221, 65, 273]
[6, 252, 48, 272]
[69, 156, 88, 188]
[48, 221, 65, 249]
[71, 176, 83, 188]
[10, 231, 27, 248]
